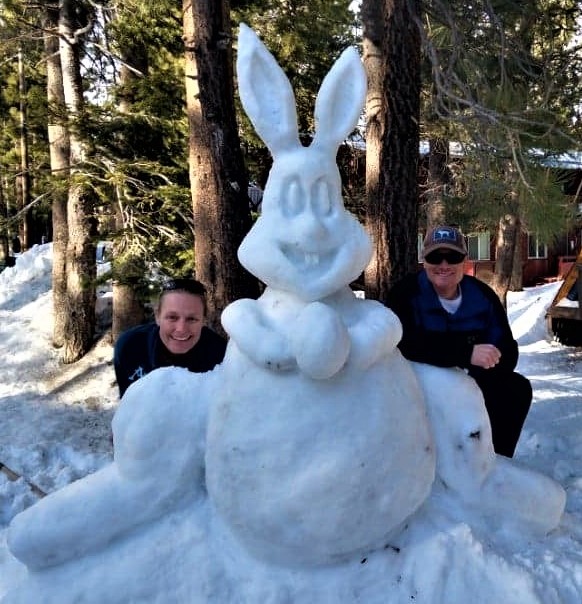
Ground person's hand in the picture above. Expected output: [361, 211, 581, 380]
[471, 344, 501, 369]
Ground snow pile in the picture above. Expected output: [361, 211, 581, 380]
[0, 246, 52, 312]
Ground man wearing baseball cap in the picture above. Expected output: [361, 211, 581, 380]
[386, 225, 532, 458]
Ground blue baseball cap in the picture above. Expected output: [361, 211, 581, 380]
[422, 226, 467, 257]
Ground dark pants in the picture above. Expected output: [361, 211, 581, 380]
[472, 372, 533, 458]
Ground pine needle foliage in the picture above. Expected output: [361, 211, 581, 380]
[421, 0, 582, 246]
[83, 0, 194, 281]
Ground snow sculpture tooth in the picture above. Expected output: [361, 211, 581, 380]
[305, 253, 319, 267]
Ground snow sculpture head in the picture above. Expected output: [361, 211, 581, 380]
[236, 23, 371, 301]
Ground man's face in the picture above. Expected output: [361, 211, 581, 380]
[423, 249, 466, 298]
[155, 292, 205, 354]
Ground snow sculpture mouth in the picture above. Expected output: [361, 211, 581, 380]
[280, 245, 335, 272]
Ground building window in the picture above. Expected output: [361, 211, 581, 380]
[467, 232, 490, 260]
[528, 233, 547, 259]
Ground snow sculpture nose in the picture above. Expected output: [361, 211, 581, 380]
[297, 209, 328, 242]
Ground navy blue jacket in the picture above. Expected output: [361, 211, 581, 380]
[113, 322, 227, 397]
[386, 271, 519, 380]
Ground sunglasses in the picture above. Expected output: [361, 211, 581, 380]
[161, 278, 207, 296]
[423, 250, 466, 265]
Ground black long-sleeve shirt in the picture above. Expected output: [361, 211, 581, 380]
[113, 323, 226, 397]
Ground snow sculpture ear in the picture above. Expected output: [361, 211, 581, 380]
[312, 46, 366, 151]
[236, 23, 301, 155]
[237, 23, 366, 157]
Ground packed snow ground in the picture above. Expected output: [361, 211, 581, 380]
[0, 244, 581, 602]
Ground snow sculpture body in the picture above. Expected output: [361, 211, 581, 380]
[4, 24, 566, 601]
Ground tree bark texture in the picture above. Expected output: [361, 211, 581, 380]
[362, 0, 389, 301]
[43, 1, 70, 348]
[510, 237, 523, 292]
[425, 137, 448, 228]
[60, 0, 96, 363]
[17, 49, 32, 250]
[363, 0, 422, 303]
[183, 0, 259, 332]
[492, 211, 520, 309]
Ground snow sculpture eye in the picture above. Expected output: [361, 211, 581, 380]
[281, 177, 304, 217]
[311, 179, 332, 217]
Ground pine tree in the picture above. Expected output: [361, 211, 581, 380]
[421, 0, 582, 298]
[59, 0, 97, 363]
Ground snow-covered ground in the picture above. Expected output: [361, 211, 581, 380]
[0, 244, 581, 602]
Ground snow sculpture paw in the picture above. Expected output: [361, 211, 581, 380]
[7, 367, 213, 570]
[413, 363, 566, 536]
[290, 302, 350, 379]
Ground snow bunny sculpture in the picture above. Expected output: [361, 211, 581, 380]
[5, 25, 565, 589]
[204, 24, 436, 567]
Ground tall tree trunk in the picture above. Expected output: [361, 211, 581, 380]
[363, 0, 422, 303]
[17, 48, 32, 250]
[0, 182, 8, 265]
[183, 0, 259, 332]
[43, 1, 70, 348]
[425, 137, 448, 228]
[60, 0, 96, 363]
[510, 236, 523, 291]
[362, 0, 388, 300]
[491, 211, 520, 309]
